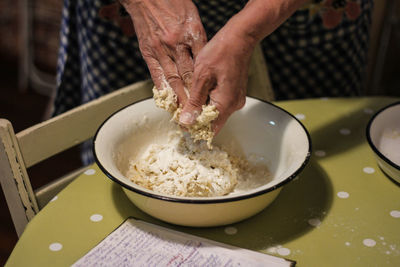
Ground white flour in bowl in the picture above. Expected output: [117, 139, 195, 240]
[126, 84, 271, 197]
[153, 83, 218, 148]
[126, 131, 271, 197]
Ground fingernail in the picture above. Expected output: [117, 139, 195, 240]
[179, 112, 194, 125]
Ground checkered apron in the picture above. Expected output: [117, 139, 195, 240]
[53, 0, 373, 164]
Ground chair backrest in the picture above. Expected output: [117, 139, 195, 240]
[0, 80, 154, 237]
[0, 44, 273, 238]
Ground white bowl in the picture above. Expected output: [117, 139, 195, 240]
[94, 97, 311, 227]
[367, 101, 400, 184]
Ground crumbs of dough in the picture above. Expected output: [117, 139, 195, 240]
[153, 86, 218, 148]
[135, 84, 271, 197]
[153, 85, 177, 113]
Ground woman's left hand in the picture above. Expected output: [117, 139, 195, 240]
[179, 24, 256, 135]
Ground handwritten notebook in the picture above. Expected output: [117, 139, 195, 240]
[72, 218, 295, 267]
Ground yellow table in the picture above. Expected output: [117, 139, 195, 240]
[6, 97, 400, 266]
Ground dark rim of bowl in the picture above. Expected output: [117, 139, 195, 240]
[93, 96, 312, 204]
[366, 101, 400, 171]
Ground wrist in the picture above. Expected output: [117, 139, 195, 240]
[224, 15, 260, 50]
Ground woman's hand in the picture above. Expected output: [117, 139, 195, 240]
[179, 24, 256, 135]
[179, 0, 306, 134]
[120, 0, 207, 105]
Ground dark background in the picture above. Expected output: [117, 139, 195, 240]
[0, 0, 399, 265]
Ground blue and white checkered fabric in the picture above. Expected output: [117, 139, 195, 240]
[55, 0, 151, 116]
[262, 0, 372, 99]
[53, 0, 372, 164]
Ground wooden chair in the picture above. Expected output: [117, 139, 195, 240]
[0, 43, 273, 238]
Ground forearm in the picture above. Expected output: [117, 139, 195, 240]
[226, 0, 308, 47]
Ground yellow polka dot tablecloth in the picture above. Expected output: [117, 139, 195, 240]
[5, 97, 400, 266]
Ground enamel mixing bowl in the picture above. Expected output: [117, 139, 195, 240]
[366, 101, 400, 184]
[94, 97, 311, 227]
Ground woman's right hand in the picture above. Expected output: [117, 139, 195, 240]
[120, 0, 207, 105]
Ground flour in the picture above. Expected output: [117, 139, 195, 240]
[153, 83, 218, 148]
[126, 131, 271, 197]
[128, 82, 270, 197]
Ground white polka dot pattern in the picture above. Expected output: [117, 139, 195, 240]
[224, 227, 237, 235]
[363, 239, 376, 247]
[363, 167, 375, 174]
[84, 169, 96, 175]
[390, 210, 400, 218]
[337, 191, 350, 199]
[277, 247, 291, 256]
[49, 243, 63, 251]
[295, 114, 306, 120]
[90, 214, 103, 222]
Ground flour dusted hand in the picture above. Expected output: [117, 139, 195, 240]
[120, 0, 207, 105]
[153, 85, 218, 148]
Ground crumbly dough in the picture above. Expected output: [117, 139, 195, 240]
[127, 82, 271, 197]
[127, 132, 237, 197]
[126, 132, 270, 197]
[153, 85, 218, 148]
[153, 85, 178, 113]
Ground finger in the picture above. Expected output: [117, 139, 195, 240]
[209, 87, 246, 135]
[190, 29, 207, 59]
[174, 46, 194, 91]
[209, 98, 234, 136]
[179, 68, 216, 125]
[183, 6, 207, 59]
[144, 56, 164, 92]
[212, 112, 230, 136]
[157, 54, 188, 105]
[189, 24, 207, 59]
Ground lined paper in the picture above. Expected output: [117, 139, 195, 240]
[72, 218, 294, 267]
